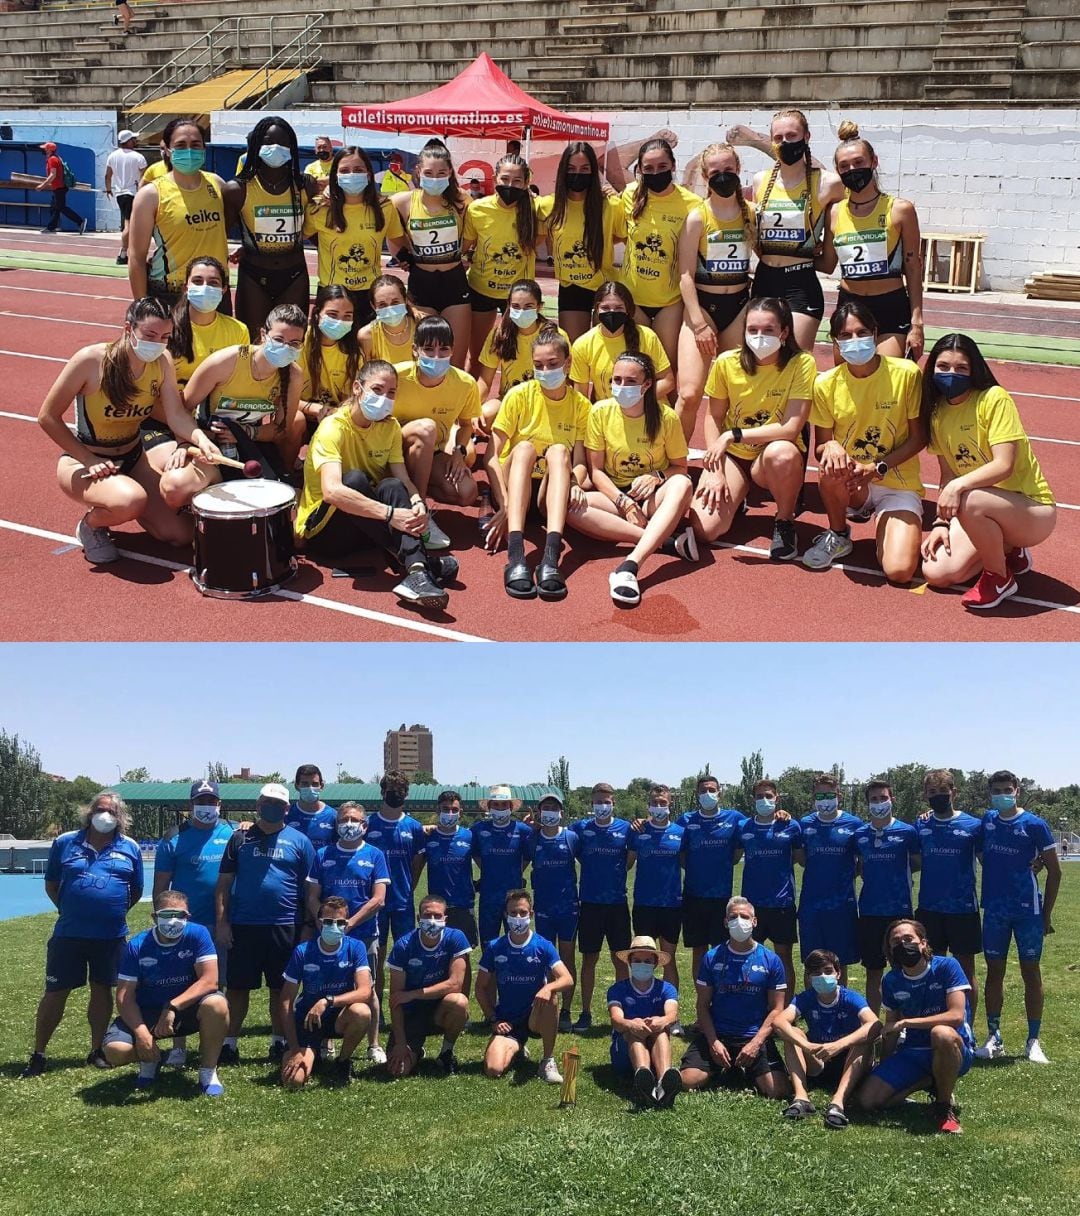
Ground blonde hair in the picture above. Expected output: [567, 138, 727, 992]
[697, 142, 756, 243]
[835, 119, 877, 166]
[922, 768, 955, 791]
[760, 110, 818, 247]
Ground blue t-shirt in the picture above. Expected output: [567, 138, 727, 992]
[45, 830, 145, 939]
[527, 827, 580, 912]
[387, 926, 472, 1006]
[479, 930, 562, 1022]
[154, 821, 235, 926]
[798, 812, 861, 910]
[606, 977, 678, 1020]
[915, 812, 983, 913]
[117, 922, 217, 1015]
[696, 941, 787, 1038]
[282, 936, 370, 1011]
[571, 817, 631, 904]
[629, 821, 685, 908]
[855, 819, 920, 917]
[980, 809, 1055, 915]
[285, 802, 338, 848]
[739, 817, 802, 908]
[470, 819, 532, 906]
[219, 824, 315, 926]
[363, 813, 424, 913]
[678, 809, 746, 900]
[424, 827, 476, 909]
[881, 954, 974, 1049]
[792, 986, 869, 1043]
[309, 842, 391, 941]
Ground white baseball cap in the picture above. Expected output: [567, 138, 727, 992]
[259, 782, 290, 805]
[118, 130, 137, 145]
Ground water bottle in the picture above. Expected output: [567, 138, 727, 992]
[477, 483, 494, 534]
[221, 441, 239, 463]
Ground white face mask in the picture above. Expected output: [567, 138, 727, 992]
[746, 332, 781, 357]
[591, 803, 613, 819]
[91, 810, 118, 833]
[648, 805, 670, 823]
[540, 809, 562, 827]
[727, 916, 754, 943]
[869, 799, 893, 820]
[191, 804, 220, 826]
[506, 914, 531, 934]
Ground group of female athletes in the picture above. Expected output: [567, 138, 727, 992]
[38, 109, 1056, 612]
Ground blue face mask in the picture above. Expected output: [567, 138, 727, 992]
[418, 352, 451, 378]
[170, 147, 205, 174]
[540, 809, 562, 827]
[755, 797, 776, 816]
[191, 804, 220, 826]
[506, 914, 531, 934]
[320, 923, 345, 948]
[612, 383, 643, 409]
[337, 172, 369, 194]
[259, 144, 291, 168]
[509, 307, 538, 329]
[698, 791, 720, 813]
[263, 338, 300, 368]
[298, 785, 319, 803]
[420, 174, 449, 195]
[438, 810, 460, 828]
[811, 973, 839, 996]
[591, 804, 612, 819]
[991, 793, 1017, 813]
[934, 370, 972, 399]
[130, 336, 167, 363]
[534, 367, 566, 391]
[186, 283, 223, 313]
[837, 335, 878, 366]
[630, 962, 655, 983]
[376, 303, 408, 327]
[318, 315, 353, 341]
[337, 821, 365, 842]
[360, 391, 394, 422]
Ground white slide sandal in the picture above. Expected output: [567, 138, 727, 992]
[609, 568, 641, 606]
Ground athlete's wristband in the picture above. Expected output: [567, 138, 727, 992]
[731, 427, 743, 445]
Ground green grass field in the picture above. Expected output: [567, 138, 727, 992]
[1, 869, 1078, 1216]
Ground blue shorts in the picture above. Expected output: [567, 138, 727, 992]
[798, 905, 859, 965]
[377, 905, 416, 951]
[536, 906, 579, 945]
[871, 1039, 973, 1094]
[982, 910, 1044, 962]
[478, 901, 506, 945]
[45, 935, 124, 992]
[610, 1031, 632, 1074]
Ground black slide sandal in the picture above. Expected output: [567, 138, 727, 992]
[503, 561, 537, 599]
[535, 561, 567, 602]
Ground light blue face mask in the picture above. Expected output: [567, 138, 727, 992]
[837, 335, 878, 366]
[376, 303, 408, 327]
[811, 973, 839, 996]
[258, 144, 291, 168]
[612, 383, 643, 409]
[698, 791, 720, 813]
[298, 785, 319, 803]
[130, 336, 167, 363]
[630, 962, 655, 983]
[360, 391, 394, 422]
[509, 307, 538, 329]
[337, 172, 369, 194]
[263, 338, 300, 368]
[320, 923, 345, 948]
[170, 147, 205, 174]
[186, 283, 223, 313]
[418, 352, 452, 378]
[991, 793, 1018, 813]
[755, 797, 776, 816]
[534, 367, 566, 391]
[318, 315, 353, 341]
[420, 174, 450, 195]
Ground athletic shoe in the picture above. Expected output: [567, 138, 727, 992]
[19, 1052, 46, 1078]
[670, 1020, 686, 1039]
[558, 1009, 573, 1034]
[77, 515, 119, 564]
[367, 1044, 387, 1066]
[846, 500, 874, 524]
[78, 217, 88, 235]
[199, 1072, 224, 1097]
[164, 1046, 187, 1069]
[268, 1039, 286, 1064]
[422, 514, 452, 550]
[801, 529, 853, 570]
[427, 554, 459, 585]
[572, 1011, 592, 1033]
[86, 1047, 111, 1069]
[654, 1066, 683, 1109]
[331, 1058, 353, 1085]
[770, 518, 798, 561]
[319, 1039, 336, 1062]
[1007, 547, 1033, 578]
[116, 252, 129, 265]
[934, 1102, 963, 1134]
[218, 1043, 241, 1066]
[1024, 1037, 1050, 1064]
[134, 1065, 160, 1091]
[673, 525, 699, 562]
[538, 1056, 563, 1085]
[393, 567, 449, 610]
[437, 1047, 460, 1075]
[975, 1033, 1004, 1061]
[632, 1065, 657, 1106]
[961, 569, 1017, 610]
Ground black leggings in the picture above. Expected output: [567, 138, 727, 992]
[304, 470, 423, 568]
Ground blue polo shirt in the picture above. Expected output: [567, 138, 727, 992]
[479, 930, 561, 1022]
[117, 922, 217, 1016]
[678, 809, 746, 900]
[45, 829, 144, 939]
[282, 936, 370, 1014]
[881, 955, 974, 1049]
[571, 816, 631, 904]
[915, 812, 983, 914]
[798, 812, 861, 911]
[285, 801, 338, 848]
[526, 827, 580, 912]
[363, 813, 424, 914]
[424, 827, 476, 909]
[629, 821, 685, 908]
[607, 977, 678, 1019]
[471, 819, 532, 907]
[219, 824, 315, 926]
[387, 926, 472, 1006]
[739, 817, 802, 908]
[154, 820, 236, 926]
[854, 819, 920, 917]
[696, 941, 787, 1038]
[309, 842, 391, 942]
[792, 986, 869, 1043]
[980, 809, 1056, 916]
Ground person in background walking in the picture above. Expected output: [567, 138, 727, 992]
[37, 141, 85, 235]
[105, 130, 147, 266]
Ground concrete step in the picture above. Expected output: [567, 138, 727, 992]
[932, 53, 1018, 69]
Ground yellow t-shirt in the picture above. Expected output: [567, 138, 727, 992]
[140, 160, 169, 187]
[585, 399, 688, 487]
[810, 356, 924, 494]
[570, 325, 671, 401]
[929, 385, 1054, 506]
[75, 354, 165, 450]
[463, 194, 538, 300]
[619, 183, 700, 309]
[367, 316, 417, 365]
[304, 197, 405, 293]
[173, 312, 249, 390]
[479, 322, 570, 393]
[704, 349, 816, 460]
[297, 408, 404, 538]
[493, 379, 591, 480]
[536, 194, 625, 292]
[300, 341, 357, 409]
[304, 158, 335, 182]
[149, 172, 228, 292]
[391, 362, 480, 445]
[381, 168, 412, 196]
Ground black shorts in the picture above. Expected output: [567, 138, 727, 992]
[140, 420, 175, 452]
[104, 1000, 205, 1047]
[294, 1002, 344, 1050]
[238, 257, 309, 298]
[632, 904, 681, 946]
[469, 288, 502, 314]
[754, 905, 798, 948]
[344, 288, 375, 328]
[444, 905, 479, 947]
[387, 998, 444, 1054]
[696, 286, 750, 333]
[83, 442, 145, 476]
[681, 1032, 786, 1084]
[751, 261, 824, 319]
[836, 285, 912, 336]
[227, 923, 299, 990]
[578, 900, 632, 956]
[806, 1053, 847, 1093]
[116, 194, 134, 223]
[45, 935, 124, 992]
[558, 282, 596, 313]
[409, 263, 471, 312]
[493, 1017, 535, 1048]
[914, 907, 983, 957]
[638, 302, 668, 321]
[857, 912, 907, 971]
[681, 895, 730, 949]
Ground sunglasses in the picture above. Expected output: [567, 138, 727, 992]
[320, 919, 349, 929]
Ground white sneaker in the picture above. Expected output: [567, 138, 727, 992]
[77, 514, 119, 564]
[164, 1046, 187, 1069]
[367, 1044, 387, 1065]
[975, 1033, 1004, 1060]
[1024, 1037, 1050, 1064]
[538, 1056, 563, 1085]
[320, 1039, 336, 1061]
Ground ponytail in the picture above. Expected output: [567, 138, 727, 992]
[612, 352, 660, 443]
[105, 297, 172, 410]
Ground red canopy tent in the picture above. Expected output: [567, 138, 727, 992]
[341, 53, 609, 147]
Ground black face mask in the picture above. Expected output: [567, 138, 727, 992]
[565, 172, 592, 193]
[383, 790, 406, 809]
[777, 139, 808, 166]
[708, 171, 741, 198]
[840, 166, 875, 193]
[927, 793, 953, 817]
[496, 184, 526, 206]
[891, 941, 925, 968]
[598, 310, 627, 333]
[642, 169, 673, 193]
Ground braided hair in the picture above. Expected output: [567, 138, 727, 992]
[760, 109, 818, 250]
[238, 116, 306, 254]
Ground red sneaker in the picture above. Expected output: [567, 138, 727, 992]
[934, 1102, 963, 1134]
[961, 569, 1017, 610]
[1006, 547, 1033, 578]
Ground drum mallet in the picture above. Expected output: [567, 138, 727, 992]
[187, 447, 261, 478]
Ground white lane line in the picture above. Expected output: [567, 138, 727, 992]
[0, 519, 493, 643]
[0, 283, 130, 302]
[0, 349, 66, 363]
[0, 310, 115, 328]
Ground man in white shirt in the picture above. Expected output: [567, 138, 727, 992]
[104, 130, 147, 266]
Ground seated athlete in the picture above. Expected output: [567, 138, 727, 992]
[772, 948, 880, 1129]
[607, 935, 682, 1108]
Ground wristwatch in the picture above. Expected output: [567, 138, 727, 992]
[456, 444, 468, 457]
[875, 460, 889, 478]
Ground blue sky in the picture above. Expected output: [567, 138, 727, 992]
[3, 643, 1077, 788]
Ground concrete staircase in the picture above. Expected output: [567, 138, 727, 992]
[925, 1, 1026, 101]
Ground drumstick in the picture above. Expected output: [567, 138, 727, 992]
[187, 447, 261, 478]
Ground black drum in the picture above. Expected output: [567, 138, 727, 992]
[191, 479, 297, 598]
